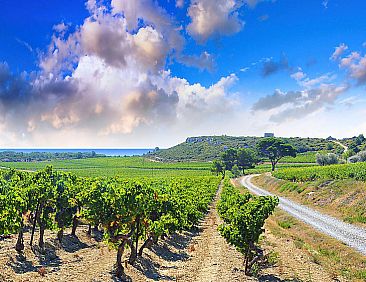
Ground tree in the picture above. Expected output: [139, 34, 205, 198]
[316, 153, 338, 166]
[256, 138, 296, 171]
[221, 148, 237, 171]
[231, 165, 241, 178]
[210, 160, 225, 177]
[237, 148, 257, 174]
[358, 134, 365, 143]
[349, 141, 360, 153]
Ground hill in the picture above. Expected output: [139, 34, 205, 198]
[148, 135, 344, 162]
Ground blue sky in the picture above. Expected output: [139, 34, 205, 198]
[0, 0, 366, 147]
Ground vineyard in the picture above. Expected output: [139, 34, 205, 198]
[0, 166, 220, 279]
[217, 179, 278, 275]
[273, 162, 366, 182]
[0, 157, 211, 177]
[279, 151, 317, 163]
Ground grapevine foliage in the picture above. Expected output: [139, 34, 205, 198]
[218, 179, 278, 275]
[0, 166, 220, 278]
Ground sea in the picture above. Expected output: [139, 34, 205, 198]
[0, 149, 154, 157]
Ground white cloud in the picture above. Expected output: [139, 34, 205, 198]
[252, 84, 348, 123]
[240, 67, 250, 72]
[178, 51, 215, 71]
[290, 70, 306, 81]
[187, 0, 244, 44]
[0, 0, 239, 147]
[336, 44, 366, 84]
[330, 43, 348, 61]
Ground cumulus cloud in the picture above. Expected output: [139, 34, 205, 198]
[339, 51, 366, 85]
[187, 0, 244, 44]
[291, 71, 336, 89]
[177, 51, 215, 71]
[0, 0, 239, 146]
[252, 84, 348, 122]
[252, 89, 302, 111]
[331, 43, 366, 85]
[261, 54, 289, 77]
[330, 43, 348, 61]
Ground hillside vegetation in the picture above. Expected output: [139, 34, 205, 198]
[149, 135, 343, 162]
[273, 162, 366, 182]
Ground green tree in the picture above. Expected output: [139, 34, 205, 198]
[231, 164, 241, 178]
[210, 160, 225, 177]
[237, 148, 257, 174]
[257, 138, 296, 171]
[221, 148, 237, 171]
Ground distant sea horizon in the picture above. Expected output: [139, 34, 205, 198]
[0, 148, 154, 157]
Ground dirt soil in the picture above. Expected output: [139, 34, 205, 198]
[0, 182, 343, 282]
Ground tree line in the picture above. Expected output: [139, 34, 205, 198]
[211, 137, 297, 176]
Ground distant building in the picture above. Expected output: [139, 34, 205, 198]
[264, 133, 274, 138]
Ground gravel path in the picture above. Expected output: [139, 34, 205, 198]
[241, 175, 366, 256]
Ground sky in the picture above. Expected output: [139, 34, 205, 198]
[0, 0, 366, 148]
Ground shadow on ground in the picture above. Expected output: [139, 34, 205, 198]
[258, 274, 303, 282]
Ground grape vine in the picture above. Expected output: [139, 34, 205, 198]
[0, 166, 220, 278]
[218, 179, 278, 275]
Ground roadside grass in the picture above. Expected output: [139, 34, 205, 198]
[277, 216, 296, 229]
[252, 174, 366, 228]
[266, 210, 366, 281]
[233, 178, 366, 281]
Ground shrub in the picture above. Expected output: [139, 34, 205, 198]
[316, 153, 339, 166]
[347, 150, 366, 163]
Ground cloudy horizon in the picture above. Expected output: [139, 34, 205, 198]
[1, 0, 366, 148]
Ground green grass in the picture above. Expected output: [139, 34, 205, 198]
[277, 220, 294, 229]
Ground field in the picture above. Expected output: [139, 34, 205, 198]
[273, 162, 366, 181]
[279, 151, 317, 163]
[0, 157, 212, 177]
[0, 156, 318, 178]
[2, 154, 366, 281]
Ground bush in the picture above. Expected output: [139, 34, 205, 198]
[231, 165, 241, 177]
[348, 155, 361, 163]
[316, 153, 339, 166]
[347, 150, 366, 163]
[358, 151, 366, 162]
